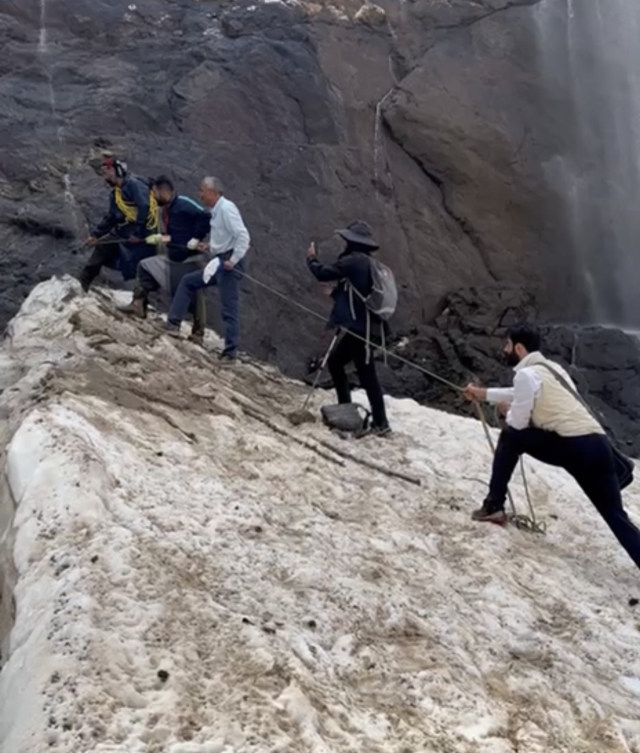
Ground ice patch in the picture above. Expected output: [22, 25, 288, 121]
[0, 278, 639, 752]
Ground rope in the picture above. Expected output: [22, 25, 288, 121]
[236, 266, 544, 533]
[83, 236, 543, 532]
[239, 267, 464, 392]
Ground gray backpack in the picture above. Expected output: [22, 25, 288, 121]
[348, 257, 397, 321]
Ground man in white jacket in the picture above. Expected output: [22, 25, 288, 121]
[464, 325, 640, 570]
[165, 177, 250, 361]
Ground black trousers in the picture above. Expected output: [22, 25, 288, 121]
[79, 242, 121, 291]
[79, 241, 155, 290]
[327, 331, 388, 428]
[489, 426, 640, 569]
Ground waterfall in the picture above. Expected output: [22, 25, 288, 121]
[536, 0, 640, 328]
[37, 0, 85, 238]
[373, 86, 394, 199]
[38, 0, 47, 53]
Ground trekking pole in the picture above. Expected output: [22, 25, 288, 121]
[302, 332, 340, 411]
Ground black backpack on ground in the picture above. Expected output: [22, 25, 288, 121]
[321, 403, 371, 433]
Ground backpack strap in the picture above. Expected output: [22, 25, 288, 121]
[535, 362, 602, 426]
[536, 362, 635, 488]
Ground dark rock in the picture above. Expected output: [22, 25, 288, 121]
[2, 0, 639, 439]
[378, 284, 640, 457]
[157, 669, 169, 683]
[0, 0, 566, 380]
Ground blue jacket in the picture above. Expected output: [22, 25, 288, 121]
[161, 195, 211, 262]
[307, 249, 384, 337]
[93, 175, 153, 242]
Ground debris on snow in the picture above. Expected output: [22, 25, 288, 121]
[0, 277, 639, 753]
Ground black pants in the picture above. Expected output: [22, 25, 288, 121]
[327, 331, 388, 428]
[79, 241, 155, 290]
[79, 242, 121, 291]
[489, 427, 640, 569]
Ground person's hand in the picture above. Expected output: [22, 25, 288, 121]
[197, 242, 209, 253]
[223, 260, 235, 271]
[308, 242, 317, 259]
[497, 401, 510, 417]
[84, 236, 97, 247]
[463, 383, 486, 402]
[145, 234, 167, 246]
[128, 236, 141, 245]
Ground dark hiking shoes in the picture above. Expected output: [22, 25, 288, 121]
[355, 424, 392, 439]
[471, 500, 508, 526]
[218, 352, 237, 364]
[164, 322, 182, 339]
[188, 332, 204, 346]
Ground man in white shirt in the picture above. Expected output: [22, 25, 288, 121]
[165, 176, 250, 361]
[464, 325, 640, 570]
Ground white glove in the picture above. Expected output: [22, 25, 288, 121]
[203, 257, 220, 284]
[187, 238, 201, 251]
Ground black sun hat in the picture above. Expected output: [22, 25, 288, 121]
[336, 220, 379, 250]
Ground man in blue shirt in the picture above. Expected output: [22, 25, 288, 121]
[120, 176, 211, 343]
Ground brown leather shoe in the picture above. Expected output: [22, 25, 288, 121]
[471, 504, 508, 526]
[119, 297, 147, 319]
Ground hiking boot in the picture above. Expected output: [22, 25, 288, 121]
[188, 332, 204, 347]
[119, 297, 147, 319]
[164, 322, 182, 339]
[355, 423, 392, 439]
[219, 352, 237, 364]
[303, 370, 334, 389]
[471, 500, 508, 526]
[79, 273, 91, 294]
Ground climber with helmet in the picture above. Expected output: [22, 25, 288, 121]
[79, 157, 159, 292]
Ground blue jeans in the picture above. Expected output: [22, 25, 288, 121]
[168, 257, 244, 355]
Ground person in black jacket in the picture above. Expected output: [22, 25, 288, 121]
[307, 221, 390, 437]
[79, 158, 158, 292]
[120, 176, 210, 343]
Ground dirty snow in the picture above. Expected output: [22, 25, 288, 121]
[0, 277, 640, 753]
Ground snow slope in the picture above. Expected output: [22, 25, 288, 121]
[1, 277, 640, 753]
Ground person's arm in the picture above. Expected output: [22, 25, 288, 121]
[307, 253, 353, 283]
[193, 206, 211, 242]
[504, 370, 539, 430]
[486, 387, 515, 404]
[223, 203, 250, 265]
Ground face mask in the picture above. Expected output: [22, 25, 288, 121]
[504, 350, 520, 368]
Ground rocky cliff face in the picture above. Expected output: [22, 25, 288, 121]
[1, 0, 638, 450]
[1, 0, 564, 354]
